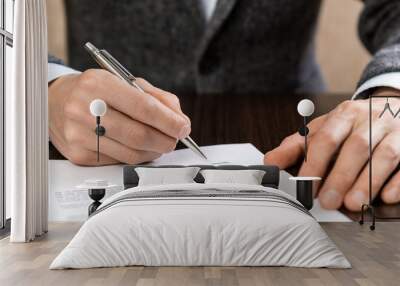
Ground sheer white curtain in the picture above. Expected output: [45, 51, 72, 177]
[8, 0, 48, 242]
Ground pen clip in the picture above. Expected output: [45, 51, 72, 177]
[100, 50, 135, 80]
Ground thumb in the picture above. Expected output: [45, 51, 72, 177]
[264, 133, 305, 169]
[264, 114, 328, 169]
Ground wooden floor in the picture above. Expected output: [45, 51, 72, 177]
[0, 222, 399, 286]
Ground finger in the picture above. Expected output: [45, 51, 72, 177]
[381, 170, 400, 204]
[66, 100, 178, 153]
[298, 105, 356, 179]
[136, 79, 181, 110]
[66, 147, 120, 166]
[76, 70, 191, 139]
[264, 115, 327, 169]
[318, 120, 387, 209]
[98, 108, 178, 154]
[264, 133, 304, 169]
[50, 125, 119, 166]
[344, 131, 400, 211]
[136, 78, 191, 124]
[64, 120, 161, 164]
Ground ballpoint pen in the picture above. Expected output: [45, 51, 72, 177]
[84, 42, 207, 160]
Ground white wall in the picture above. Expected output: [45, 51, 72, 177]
[4, 0, 15, 219]
[316, 0, 371, 93]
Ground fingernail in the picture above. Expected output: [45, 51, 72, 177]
[319, 190, 341, 209]
[179, 124, 191, 139]
[350, 191, 368, 206]
[385, 188, 399, 202]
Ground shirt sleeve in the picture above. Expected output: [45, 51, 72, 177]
[48, 63, 81, 83]
[352, 72, 400, 99]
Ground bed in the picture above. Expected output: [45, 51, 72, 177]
[50, 165, 350, 269]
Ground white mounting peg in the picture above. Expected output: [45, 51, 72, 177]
[297, 99, 315, 117]
[90, 99, 107, 117]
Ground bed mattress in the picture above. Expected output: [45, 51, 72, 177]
[50, 183, 350, 269]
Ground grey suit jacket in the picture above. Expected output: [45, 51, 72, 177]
[49, 0, 400, 95]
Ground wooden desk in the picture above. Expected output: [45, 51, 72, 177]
[49, 92, 400, 221]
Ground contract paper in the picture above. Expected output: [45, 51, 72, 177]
[49, 143, 350, 222]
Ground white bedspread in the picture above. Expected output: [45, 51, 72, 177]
[50, 183, 350, 269]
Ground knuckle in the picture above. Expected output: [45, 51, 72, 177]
[162, 138, 177, 153]
[63, 100, 75, 119]
[334, 100, 358, 119]
[127, 125, 148, 147]
[372, 108, 383, 119]
[333, 170, 353, 186]
[171, 113, 186, 131]
[135, 77, 144, 83]
[379, 143, 400, 162]
[140, 97, 158, 117]
[315, 130, 338, 150]
[63, 99, 82, 120]
[63, 124, 82, 145]
[173, 95, 181, 107]
[167, 92, 181, 108]
[136, 77, 152, 91]
[76, 70, 98, 91]
[336, 100, 353, 113]
[348, 133, 369, 151]
[281, 134, 296, 145]
[136, 77, 147, 85]
[125, 125, 138, 141]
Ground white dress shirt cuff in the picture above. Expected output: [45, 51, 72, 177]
[48, 63, 81, 83]
[352, 72, 400, 99]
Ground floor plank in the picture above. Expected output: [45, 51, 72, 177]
[0, 222, 399, 286]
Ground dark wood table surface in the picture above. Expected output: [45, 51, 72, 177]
[49, 92, 400, 221]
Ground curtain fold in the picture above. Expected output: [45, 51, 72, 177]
[9, 0, 48, 242]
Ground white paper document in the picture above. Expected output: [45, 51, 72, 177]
[279, 171, 351, 222]
[49, 143, 350, 222]
[151, 143, 264, 165]
[48, 163, 124, 221]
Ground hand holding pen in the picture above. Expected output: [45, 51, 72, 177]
[48, 48, 197, 165]
[84, 43, 206, 160]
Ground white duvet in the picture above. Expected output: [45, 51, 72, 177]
[50, 183, 350, 269]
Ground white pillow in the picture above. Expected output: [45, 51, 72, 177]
[200, 169, 266, 185]
[136, 167, 200, 186]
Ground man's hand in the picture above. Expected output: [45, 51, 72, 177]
[49, 69, 191, 166]
[264, 88, 400, 211]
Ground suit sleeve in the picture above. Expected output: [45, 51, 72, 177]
[354, 0, 400, 99]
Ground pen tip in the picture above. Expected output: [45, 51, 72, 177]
[200, 151, 208, 160]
